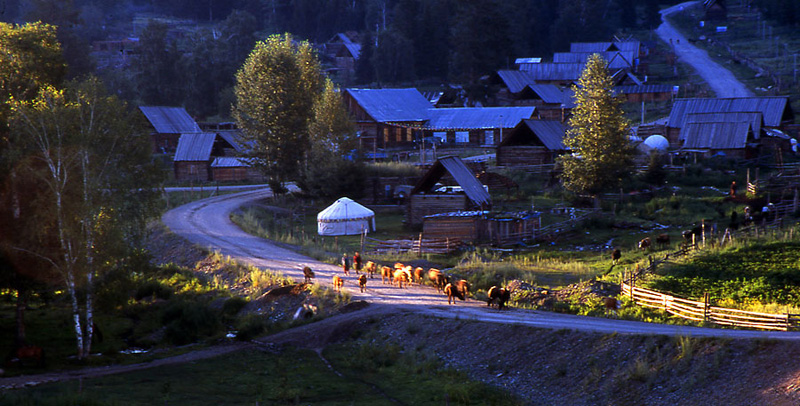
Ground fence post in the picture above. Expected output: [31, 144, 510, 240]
[418, 233, 423, 256]
[703, 292, 710, 323]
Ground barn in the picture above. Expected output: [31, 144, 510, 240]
[173, 133, 254, 182]
[139, 106, 201, 154]
[406, 156, 491, 227]
[496, 120, 568, 167]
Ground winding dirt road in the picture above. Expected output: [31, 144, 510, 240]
[656, 1, 754, 98]
[161, 188, 800, 341]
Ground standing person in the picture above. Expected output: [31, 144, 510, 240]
[353, 251, 362, 274]
[341, 253, 350, 275]
[729, 181, 736, 197]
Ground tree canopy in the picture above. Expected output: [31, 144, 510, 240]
[558, 54, 635, 202]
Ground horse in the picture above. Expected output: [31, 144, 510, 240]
[638, 237, 651, 251]
[358, 274, 368, 292]
[444, 283, 465, 304]
[611, 248, 621, 265]
[302, 266, 315, 284]
[487, 286, 512, 310]
[332, 275, 344, 293]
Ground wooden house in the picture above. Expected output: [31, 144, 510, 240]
[491, 71, 574, 120]
[422, 210, 540, 245]
[516, 63, 585, 86]
[553, 51, 636, 70]
[139, 106, 201, 154]
[173, 133, 254, 182]
[496, 120, 568, 167]
[570, 40, 644, 59]
[615, 84, 675, 103]
[422, 106, 535, 146]
[343, 88, 431, 151]
[406, 156, 491, 227]
[323, 33, 361, 84]
[680, 121, 756, 159]
[666, 97, 794, 147]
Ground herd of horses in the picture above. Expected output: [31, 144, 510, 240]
[301, 261, 512, 309]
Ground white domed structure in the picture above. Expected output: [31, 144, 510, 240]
[643, 135, 669, 151]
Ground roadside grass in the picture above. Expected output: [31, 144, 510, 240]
[3, 346, 522, 406]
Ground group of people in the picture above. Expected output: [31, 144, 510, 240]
[340, 251, 362, 275]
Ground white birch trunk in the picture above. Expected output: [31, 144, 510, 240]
[82, 150, 95, 356]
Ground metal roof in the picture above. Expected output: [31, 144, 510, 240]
[139, 106, 201, 134]
[345, 88, 432, 123]
[495, 70, 539, 93]
[526, 84, 569, 104]
[570, 41, 640, 55]
[426, 107, 535, 130]
[211, 156, 251, 168]
[684, 112, 763, 140]
[680, 122, 753, 150]
[514, 57, 542, 64]
[174, 133, 216, 161]
[614, 84, 675, 94]
[668, 97, 792, 128]
[553, 51, 635, 69]
[499, 119, 567, 151]
[411, 156, 491, 208]
[517, 63, 585, 81]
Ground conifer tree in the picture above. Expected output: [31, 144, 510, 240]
[559, 54, 635, 205]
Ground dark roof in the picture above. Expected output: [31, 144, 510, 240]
[345, 88, 431, 122]
[411, 156, 491, 208]
[174, 133, 238, 161]
[553, 51, 636, 69]
[517, 63, 585, 81]
[526, 84, 570, 104]
[684, 112, 763, 140]
[495, 70, 539, 93]
[426, 107, 535, 130]
[668, 97, 792, 128]
[570, 41, 640, 55]
[211, 157, 251, 168]
[681, 122, 752, 150]
[499, 119, 567, 150]
[139, 106, 201, 134]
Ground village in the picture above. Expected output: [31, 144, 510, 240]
[4, 0, 800, 404]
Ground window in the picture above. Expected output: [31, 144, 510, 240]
[433, 132, 446, 143]
[455, 131, 469, 143]
[485, 130, 494, 145]
[396, 127, 402, 142]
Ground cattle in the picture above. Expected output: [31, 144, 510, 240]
[381, 266, 393, 284]
[394, 262, 406, 270]
[393, 268, 411, 288]
[455, 279, 471, 299]
[413, 267, 425, 285]
[611, 249, 621, 265]
[638, 237, 651, 251]
[364, 261, 377, 279]
[428, 268, 449, 292]
[604, 297, 620, 317]
[358, 274, 368, 293]
[8, 345, 45, 367]
[332, 275, 344, 293]
[444, 283, 465, 304]
[302, 266, 315, 284]
[655, 233, 670, 247]
[682, 225, 703, 246]
[487, 286, 512, 310]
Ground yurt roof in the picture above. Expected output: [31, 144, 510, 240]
[317, 197, 375, 222]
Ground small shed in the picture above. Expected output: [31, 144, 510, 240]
[317, 197, 376, 236]
[406, 156, 491, 227]
[173, 133, 241, 182]
[496, 120, 568, 167]
[422, 211, 541, 245]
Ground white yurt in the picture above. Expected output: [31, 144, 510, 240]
[317, 197, 376, 236]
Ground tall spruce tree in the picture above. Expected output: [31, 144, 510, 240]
[558, 54, 635, 206]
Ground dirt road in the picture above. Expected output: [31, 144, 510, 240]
[656, 1, 754, 98]
[161, 188, 800, 341]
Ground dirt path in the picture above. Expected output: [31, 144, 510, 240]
[656, 1, 754, 98]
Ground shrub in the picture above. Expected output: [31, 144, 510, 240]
[134, 281, 173, 301]
[222, 296, 248, 317]
[161, 301, 222, 345]
[235, 314, 267, 341]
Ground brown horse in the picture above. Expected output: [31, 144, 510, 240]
[302, 266, 315, 284]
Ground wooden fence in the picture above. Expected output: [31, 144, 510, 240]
[364, 235, 462, 255]
[621, 282, 796, 331]
[532, 208, 600, 242]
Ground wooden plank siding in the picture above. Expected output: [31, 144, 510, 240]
[407, 194, 469, 227]
[497, 146, 554, 166]
[175, 161, 209, 182]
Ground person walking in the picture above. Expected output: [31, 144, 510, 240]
[353, 251, 362, 274]
[341, 253, 350, 275]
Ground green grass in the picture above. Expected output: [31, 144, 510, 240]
[3, 346, 522, 406]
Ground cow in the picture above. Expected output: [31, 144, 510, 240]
[364, 261, 377, 279]
[413, 267, 425, 285]
[358, 274, 368, 293]
[638, 237, 651, 251]
[393, 268, 411, 288]
[381, 266, 393, 284]
[682, 225, 703, 246]
[428, 269, 449, 292]
[332, 275, 344, 293]
[604, 297, 621, 317]
[455, 279, 471, 299]
[8, 345, 45, 367]
[444, 283, 465, 304]
[655, 233, 670, 248]
[611, 249, 621, 265]
[487, 286, 512, 310]
[302, 266, 315, 284]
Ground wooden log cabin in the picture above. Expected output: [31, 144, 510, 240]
[496, 120, 568, 167]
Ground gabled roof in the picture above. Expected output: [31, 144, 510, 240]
[517, 63, 585, 81]
[335, 33, 361, 59]
[668, 97, 793, 128]
[426, 107, 535, 130]
[526, 84, 570, 105]
[681, 122, 752, 150]
[345, 88, 431, 122]
[211, 156, 251, 168]
[174, 133, 238, 161]
[495, 70, 539, 93]
[411, 156, 491, 208]
[570, 41, 640, 55]
[139, 106, 201, 134]
[553, 51, 635, 69]
[684, 112, 763, 140]
[499, 119, 567, 150]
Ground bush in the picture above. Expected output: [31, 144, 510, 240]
[134, 281, 173, 301]
[235, 314, 267, 341]
[161, 301, 222, 345]
[222, 296, 248, 317]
